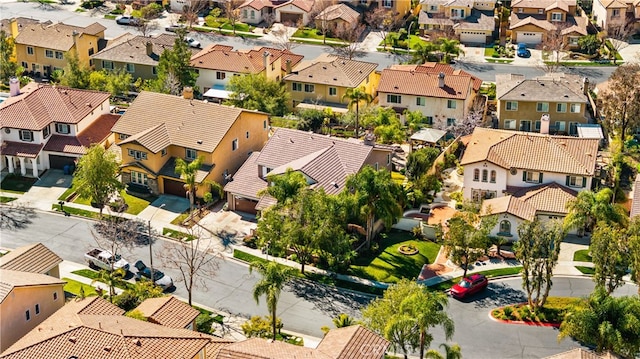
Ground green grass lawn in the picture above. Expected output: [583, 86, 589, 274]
[492, 296, 583, 324]
[1, 175, 38, 194]
[72, 190, 152, 215]
[380, 34, 427, 50]
[576, 266, 595, 275]
[349, 231, 440, 283]
[71, 269, 135, 290]
[58, 187, 75, 201]
[573, 249, 592, 262]
[63, 277, 98, 297]
[270, 116, 299, 129]
[163, 227, 198, 241]
[484, 47, 495, 57]
[428, 266, 523, 291]
[52, 204, 104, 220]
[292, 28, 341, 42]
[171, 210, 190, 225]
[0, 196, 17, 203]
[220, 22, 252, 32]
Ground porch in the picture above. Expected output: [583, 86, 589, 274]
[1, 141, 46, 178]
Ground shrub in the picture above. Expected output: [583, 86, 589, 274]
[196, 312, 216, 334]
[242, 316, 283, 338]
[503, 306, 513, 319]
[81, 0, 104, 8]
[110, 8, 124, 14]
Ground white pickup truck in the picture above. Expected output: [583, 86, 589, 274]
[85, 248, 130, 272]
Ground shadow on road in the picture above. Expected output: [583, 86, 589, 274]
[287, 278, 372, 318]
[455, 282, 527, 308]
[0, 203, 38, 231]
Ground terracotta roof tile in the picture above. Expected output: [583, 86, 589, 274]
[378, 69, 473, 100]
[0, 243, 62, 274]
[224, 151, 265, 200]
[135, 297, 200, 329]
[0, 17, 47, 34]
[543, 348, 619, 359]
[119, 123, 171, 154]
[0, 270, 65, 304]
[14, 22, 105, 51]
[92, 34, 199, 67]
[77, 114, 120, 148]
[316, 325, 390, 359]
[191, 45, 303, 74]
[482, 195, 537, 221]
[316, 4, 361, 23]
[42, 135, 85, 154]
[511, 182, 578, 214]
[217, 338, 329, 359]
[511, 0, 576, 8]
[274, 0, 314, 12]
[284, 56, 377, 88]
[1, 141, 44, 158]
[238, 0, 276, 11]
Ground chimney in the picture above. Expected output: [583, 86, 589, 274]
[146, 42, 153, 56]
[540, 114, 550, 135]
[263, 51, 270, 71]
[438, 72, 445, 88]
[9, 77, 20, 97]
[182, 86, 194, 100]
[583, 77, 589, 96]
[285, 59, 292, 74]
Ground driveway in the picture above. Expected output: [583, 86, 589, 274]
[16, 169, 71, 210]
[137, 195, 189, 227]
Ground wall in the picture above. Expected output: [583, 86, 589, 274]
[0, 284, 65, 352]
[365, 147, 393, 172]
[75, 99, 111, 133]
[120, 142, 166, 173]
[94, 60, 157, 81]
[497, 99, 587, 132]
[505, 169, 592, 191]
[462, 161, 507, 199]
[275, 4, 309, 24]
[488, 213, 524, 241]
[473, 1, 496, 11]
[378, 92, 468, 122]
[74, 32, 103, 67]
[241, 7, 266, 25]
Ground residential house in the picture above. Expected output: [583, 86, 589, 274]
[0, 18, 49, 62]
[283, 54, 379, 112]
[14, 21, 106, 78]
[593, 0, 640, 32]
[238, 0, 314, 25]
[111, 91, 270, 198]
[92, 33, 200, 81]
[217, 324, 390, 359]
[0, 270, 66, 353]
[544, 348, 623, 359]
[0, 82, 115, 177]
[378, 62, 482, 127]
[358, 0, 413, 20]
[0, 296, 233, 358]
[134, 296, 200, 331]
[509, 0, 588, 48]
[418, 0, 497, 44]
[224, 127, 393, 213]
[190, 44, 303, 101]
[631, 174, 640, 218]
[314, 3, 362, 33]
[496, 73, 591, 135]
[0, 243, 62, 278]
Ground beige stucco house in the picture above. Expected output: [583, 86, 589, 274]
[418, 0, 497, 44]
[592, 0, 640, 32]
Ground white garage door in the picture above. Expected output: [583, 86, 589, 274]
[517, 32, 542, 44]
[459, 31, 487, 44]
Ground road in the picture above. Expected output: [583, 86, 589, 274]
[0, 1, 617, 83]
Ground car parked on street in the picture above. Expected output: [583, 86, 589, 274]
[165, 24, 186, 33]
[134, 260, 174, 290]
[116, 15, 141, 26]
[450, 273, 489, 299]
[185, 37, 201, 49]
[517, 43, 531, 58]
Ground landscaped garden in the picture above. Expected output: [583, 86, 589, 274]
[72, 190, 153, 215]
[63, 277, 98, 297]
[292, 28, 341, 42]
[573, 249, 592, 262]
[0, 175, 38, 194]
[491, 297, 583, 325]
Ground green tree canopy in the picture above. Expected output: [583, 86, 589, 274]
[225, 73, 290, 116]
[60, 50, 90, 89]
[72, 145, 123, 216]
[628, 216, 640, 294]
[410, 41, 438, 64]
[0, 30, 19, 83]
[438, 37, 464, 64]
[88, 68, 132, 97]
[406, 147, 440, 181]
[563, 188, 628, 233]
[175, 156, 204, 212]
[590, 223, 630, 294]
[249, 261, 296, 340]
[342, 87, 373, 138]
[598, 64, 640, 151]
[148, 30, 198, 95]
[261, 168, 307, 206]
[443, 210, 496, 278]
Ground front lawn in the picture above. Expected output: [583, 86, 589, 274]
[380, 34, 427, 50]
[73, 190, 152, 215]
[63, 277, 98, 297]
[573, 249, 592, 262]
[292, 28, 341, 42]
[0, 196, 16, 203]
[576, 266, 595, 275]
[1, 175, 37, 194]
[349, 231, 440, 283]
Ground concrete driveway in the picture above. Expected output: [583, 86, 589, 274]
[16, 169, 71, 210]
[137, 195, 189, 226]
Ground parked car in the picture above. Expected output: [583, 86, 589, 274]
[85, 248, 130, 272]
[450, 273, 488, 299]
[185, 37, 201, 49]
[165, 24, 186, 33]
[134, 260, 173, 290]
[517, 43, 530, 58]
[116, 15, 141, 26]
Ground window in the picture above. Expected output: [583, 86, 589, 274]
[518, 8, 523, 13]
[25, 310, 30, 321]
[387, 94, 401, 104]
[520, 120, 531, 132]
[566, 175, 586, 188]
[536, 102, 549, 112]
[523, 171, 543, 183]
[490, 170, 496, 183]
[556, 103, 567, 113]
[569, 122, 578, 136]
[250, 10, 255, 19]
[152, 67, 157, 75]
[55, 51, 63, 59]
[329, 87, 337, 96]
[535, 120, 541, 132]
[161, 148, 167, 156]
[504, 120, 516, 129]
[473, 168, 480, 181]
[119, 134, 129, 140]
[53, 292, 58, 301]
[128, 149, 147, 160]
[45, 49, 54, 58]
[20, 130, 33, 142]
[499, 220, 511, 235]
[426, 116, 433, 125]
[304, 84, 314, 93]
[292, 82, 302, 91]
[126, 63, 135, 73]
[387, 153, 391, 165]
[43, 125, 50, 139]
[186, 148, 197, 160]
[56, 123, 70, 134]
[570, 103, 581, 113]
[569, 37, 579, 45]
[27, 46, 34, 55]
[35, 304, 40, 315]
[447, 99, 457, 109]
[429, 5, 437, 11]
[216, 71, 226, 80]
[131, 170, 148, 185]
[482, 169, 488, 182]
[382, 0, 392, 8]
[263, 120, 267, 129]
[102, 60, 114, 70]
[416, 97, 425, 106]
[21, 61, 28, 68]
[232, 139, 238, 151]
[612, 8, 620, 17]
[88, 48, 94, 56]
[243, 9, 247, 17]
[538, 8, 544, 14]
[246, 131, 250, 139]
[556, 121, 566, 132]
[505, 101, 518, 111]
[447, 118, 456, 126]
[551, 12, 563, 21]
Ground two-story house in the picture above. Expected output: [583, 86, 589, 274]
[314, 3, 362, 33]
[418, 0, 497, 44]
[509, 0, 588, 47]
[496, 73, 591, 135]
[593, 0, 640, 32]
[224, 127, 393, 213]
[111, 91, 269, 198]
[238, 0, 315, 25]
[378, 62, 482, 126]
[190, 44, 303, 101]
[283, 54, 379, 111]
[0, 82, 115, 177]
[14, 21, 105, 78]
[461, 127, 599, 239]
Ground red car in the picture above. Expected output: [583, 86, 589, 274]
[450, 274, 489, 299]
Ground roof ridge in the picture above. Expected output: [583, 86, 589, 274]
[547, 136, 590, 174]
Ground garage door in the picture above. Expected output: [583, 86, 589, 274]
[49, 154, 77, 170]
[517, 32, 542, 44]
[280, 12, 302, 25]
[234, 198, 258, 214]
[459, 31, 487, 44]
[163, 178, 187, 197]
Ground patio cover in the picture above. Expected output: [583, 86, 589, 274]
[410, 128, 447, 144]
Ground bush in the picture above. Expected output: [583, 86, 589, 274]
[110, 8, 124, 14]
[503, 306, 513, 319]
[196, 313, 216, 334]
[242, 316, 283, 338]
[81, 0, 104, 8]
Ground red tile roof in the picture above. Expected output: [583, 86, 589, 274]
[1, 141, 44, 158]
[42, 135, 84, 154]
[135, 296, 200, 329]
[378, 69, 474, 100]
[77, 114, 120, 148]
[411, 62, 482, 91]
[191, 45, 303, 74]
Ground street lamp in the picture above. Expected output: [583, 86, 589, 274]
[148, 203, 166, 282]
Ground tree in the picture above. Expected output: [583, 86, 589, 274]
[425, 343, 462, 359]
[311, 0, 336, 44]
[0, 202, 37, 231]
[88, 68, 132, 97]
[540, 22, 572, 68]
[113, 280, 164, 311]
[343, 166, 403, 250]
[366, 8, 398, 50]
[410, 41, 438, 64]
[175, 156, 203, 212]
[361, 279, 455, 359]
[590, 223, 630, 294]
[72, 145, 123, 216]
[92, 268, 126, 302]
[438, 37, 464, 64]
[406, 147, 440, 181]
[223, 0, 243, 35]
[333, 23, 366, 60]
[404, 110, 429, 136]
[0, 30, 19, 83]
[559, 288, 640, 358]
[261, 168, 307, 206]
[332, 313, 358, 328]
[443, 210, 496, 278]
[160, 226, 220, 305]
[605, 24, 633, 65]
[627, 216, 640, 294]
[149, 30, 198, 95]
[578, 34, 601, 55]
[270, 25, 297, 51]
[225, 73, 290, 116]
[136, 18, 159, 38]
[241, 315, 283, 338]
[514, 220, 564, 309]
[60, 50, 90, 89]
[296, 108, 326, 132]
[182, 0, 209, 28]
[249, 261, 296, 340]
[342, 87, 373, 138]
[563, 188, 628, 234]
[598, 64, 640, 151]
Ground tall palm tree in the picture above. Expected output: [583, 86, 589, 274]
[91, 268, 126, 302]
[410, 41, 438, 64]
[249, 261, 296, 340]
[425, 343, 462, 359]
[332, 313, 357, 328]
[342, 87, 373, 138]
[401, 290, 455, 359]
[564, 188, 627, 234]
[438, 38, 464, 64]
[175, 156, 204, 212]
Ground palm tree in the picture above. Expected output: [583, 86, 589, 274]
[438, 37, 464, 64]
[401, 290, 455, 359]
[332, 313, 357, 328]
[342, 87, 373, 138]
[175, 156, 204, 212]
[564, 188, 627, 234]
[410, 41, 438, 64]
[425, 343, 462, 359]
[91, 268, 126, 302]
[249, 261, 296, 340]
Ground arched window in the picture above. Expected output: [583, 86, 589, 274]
[499, 220, 511, 234]
[490, 170, 496, 183]
[482, 169, 488, 182]
[473, 169, 480, 181]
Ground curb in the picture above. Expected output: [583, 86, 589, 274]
[487, 307, 561, 328]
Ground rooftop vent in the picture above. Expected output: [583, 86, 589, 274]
[289, 138, 294, 143]
[69, 337, 77, 343]
[197, 140, 203, 144]
[104, 346, 112, 352]
[132, 339, 141, 346]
